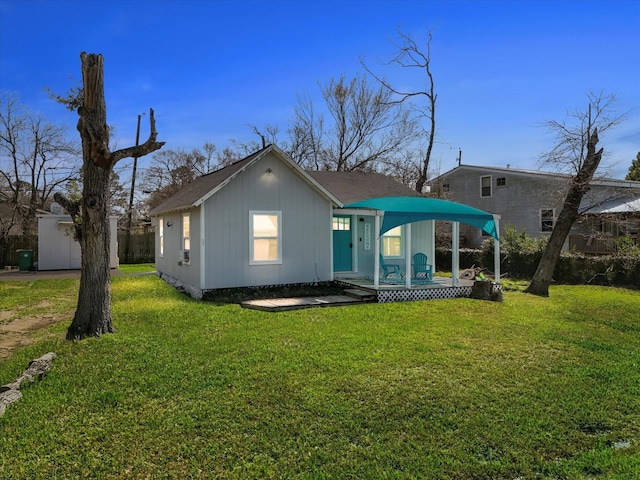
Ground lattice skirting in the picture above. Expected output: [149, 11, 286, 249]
[377, 286, 471, 303]
[376, 283, 503, 303]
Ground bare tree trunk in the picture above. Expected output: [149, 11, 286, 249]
[525, 129, 603, 297]
[66, 52, 164, 340]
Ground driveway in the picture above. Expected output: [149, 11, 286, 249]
[0, 269, 130, 281]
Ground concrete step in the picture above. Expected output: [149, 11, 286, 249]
[344, 288, 377, 302]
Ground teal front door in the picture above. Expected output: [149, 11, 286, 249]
[333, 215, 353, 272]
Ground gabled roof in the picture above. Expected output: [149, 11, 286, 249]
[307, 171, 421, 205]
[149, 145, 341, 216]
[431, 164, 640, 189]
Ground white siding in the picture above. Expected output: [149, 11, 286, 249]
[155, 207, 201, 289]
[202, 152, 333, 289]
[37, 215, 118, 270]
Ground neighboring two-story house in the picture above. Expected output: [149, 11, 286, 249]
[428, 164, 640, 252]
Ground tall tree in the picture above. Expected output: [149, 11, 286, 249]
[57, 52, 165, 339]
[289, 75, 418, 172]
[363, 29, 437, 193]
[625, 152, 640, 181]
[525, 92, 625, 297]
[0, 92, 79, 237]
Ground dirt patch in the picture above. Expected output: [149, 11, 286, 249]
[0, 311, 14, 323]
[0, 313, 68, 361]
[0, 332, 35, 361]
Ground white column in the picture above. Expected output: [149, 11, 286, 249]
[429, 220, 436, 277]
[329, 205, 334, 281]
[493, 214, 501, 284]
[374, 214, 380, 289]
[451, 221, 459, 287]
[405, 223, 412, 288]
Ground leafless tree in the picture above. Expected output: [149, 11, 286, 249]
[289, 75, 418, 172]
[363, 29, 437, 193]
[525, 92, 626, 297]
[140, 145, 213, 211]
[56, 52, 165, 339]
[0, 92, 79, 237]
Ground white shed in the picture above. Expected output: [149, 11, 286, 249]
[36, 213, 119, 270]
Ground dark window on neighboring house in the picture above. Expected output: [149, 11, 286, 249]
[496, 177, 506, 186]
[442, 183, 450, 192]
[540, 209, 555, 232]
[481, 176, 491, 197]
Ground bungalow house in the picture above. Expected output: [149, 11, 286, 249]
[149, 145, 500, 301]
[428, 164, 640, 252]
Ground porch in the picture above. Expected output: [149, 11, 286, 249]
[335, 276, 502, 303]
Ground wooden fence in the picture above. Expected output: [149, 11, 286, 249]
[117, 233, 155, 264]
[1, 234, 155, 267]
[0, 236, 38, 268]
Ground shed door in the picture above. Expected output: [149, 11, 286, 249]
[332, 215, 352, 272]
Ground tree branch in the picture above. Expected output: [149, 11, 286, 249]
[109, 108, 166, 165]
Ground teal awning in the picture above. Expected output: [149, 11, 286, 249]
[344, 196, 499, 239]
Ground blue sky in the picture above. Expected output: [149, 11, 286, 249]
[1, 0, 639, 180]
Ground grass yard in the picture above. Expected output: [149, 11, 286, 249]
[1, 276, 639, 479]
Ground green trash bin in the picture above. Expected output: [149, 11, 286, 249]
[17, 249, 34, 271]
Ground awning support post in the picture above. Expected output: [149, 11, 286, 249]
[493, 214, 501, 284]
[452, 221, 459, 287]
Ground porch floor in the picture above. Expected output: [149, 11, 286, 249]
[335, 275, 475, 290]
[335, 276, 481, 303]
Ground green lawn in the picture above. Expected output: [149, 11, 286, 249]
[1, 277, 639, 479]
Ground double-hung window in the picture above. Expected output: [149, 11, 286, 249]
[382, 226, 403, 257]
[182, 213, 190, 264]
[481, 176, 492, 197]
[158, 217, 164, 257]
[250, 211, 282, 264]
[540, 209, 555, 232]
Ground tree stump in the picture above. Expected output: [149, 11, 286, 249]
[469, 280, 503, 302]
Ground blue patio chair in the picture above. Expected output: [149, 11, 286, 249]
[379, 254, 402, 279]
[412, 252, 433, 281]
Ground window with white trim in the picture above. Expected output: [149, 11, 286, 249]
[481, 175, 492, 197]
[182, 213, 190, 264]
[250, 211, 282, 264]
[382, 226, 403, 257]
[540, 209, 555, 232]
[158, 217, 164, 257]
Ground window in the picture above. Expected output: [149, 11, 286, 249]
[496, 177, 506, 186]
[442, 183, 450, 192]
[333, 216, 351, 231]
[182, 213, 190, 264]
[481, 176, 492, 197]
[540, 209, 555, 232]
[250, 211, 282, 264]
[382, 226, 403, 257]
[158, 217, 164, 257]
